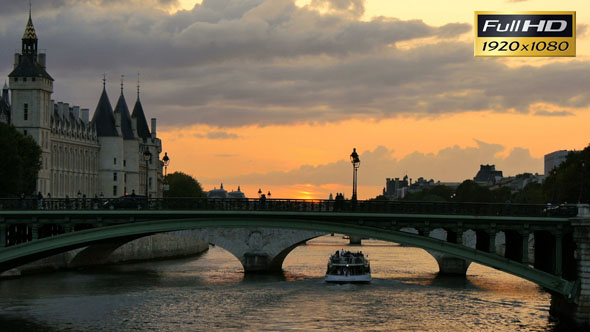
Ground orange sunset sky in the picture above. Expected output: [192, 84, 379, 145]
[1, 0, 589, 199]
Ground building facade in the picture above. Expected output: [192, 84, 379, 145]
[2, 11, 164, 198]
[544, 150, 570, 176]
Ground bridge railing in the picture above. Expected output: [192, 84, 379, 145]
[0, 197, 578, 217]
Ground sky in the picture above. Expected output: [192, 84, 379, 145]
[1, 0, 589, 199]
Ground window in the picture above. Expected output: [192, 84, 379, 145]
[149, 177, 152, 189]
[114, 157, 117, 165]
[124, 173, 127, 182]
[32, 77, 36, 82]
[123, 160, 126, 167]
[23, 130, 27, 136]
[14, 78, 18, 82]
[113, 185, 117, 196]
[113, 172, 117, 181]
[24, 104, 28, 120]
[23, 77, 27, 82]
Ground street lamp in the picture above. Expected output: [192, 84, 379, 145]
[162, 152, 170, 193]
[267, 191, 272, 199]
[258, 188, 262, 198]
[350, 148, 360, 201]
[143, 148, 152, 197]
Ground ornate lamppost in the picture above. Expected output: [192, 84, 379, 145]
[350, 148, 360, 201]
[143, 148, 152, 197]
[162, 152, 170, 194]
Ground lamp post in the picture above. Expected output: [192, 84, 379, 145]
[350, 148, 360, 201]
[258, 188, 262, 198]
[267, 191, 272, 199]
[162, 152, 170, 194]
[143, 148, 152, 197]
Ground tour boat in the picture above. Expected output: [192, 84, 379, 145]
[325, 250, 371, 283]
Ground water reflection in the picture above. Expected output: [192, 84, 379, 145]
[0, 236, 569, 331]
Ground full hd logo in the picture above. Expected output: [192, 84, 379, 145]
[474, 12, 576, 57]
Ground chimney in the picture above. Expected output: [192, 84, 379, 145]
[72, 106, 80, 121]
[14, 54, 20, 69]
[151, 118, 157, 138]
[57, 102, 64, 119]
[81, 108, 89, 123]
[37, 53, 46, 69]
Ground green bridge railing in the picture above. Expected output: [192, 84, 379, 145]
[0, 197, 578, 217]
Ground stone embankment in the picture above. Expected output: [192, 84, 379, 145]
[1, 231, 209, 278]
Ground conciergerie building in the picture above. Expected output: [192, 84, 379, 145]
[0, 9, 164, 198]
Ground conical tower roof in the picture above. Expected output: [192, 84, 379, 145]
[131, 96, 151, 139]
[114, 92, 135, 140]
[22, 14, 37, 40]
[91, 87, 119, 137]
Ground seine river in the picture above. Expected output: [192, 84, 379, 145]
[0, 236, 568, 331]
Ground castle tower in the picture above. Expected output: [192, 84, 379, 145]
[114, 78, 139, 195]
[91, 79, 124, 197]
[8, 7, 54, 194]
[132, 84, 162, 197]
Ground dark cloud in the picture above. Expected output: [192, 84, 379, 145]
[202, 141, 542, 186]
[534, 110, 574, 117]
[0, 0, 587, 128]
[194, 130, 242, 139]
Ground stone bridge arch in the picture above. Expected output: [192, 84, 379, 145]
[0, 217, 576, 297]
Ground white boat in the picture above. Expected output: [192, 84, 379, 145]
[325, 250, 371, 283]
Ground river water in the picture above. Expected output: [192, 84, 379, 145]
[0, 235, 568, 331]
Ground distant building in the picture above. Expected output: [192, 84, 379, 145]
[208, 183, 245, 199]
[474, 165, 503, 184]
[383, 175, 443, 200]
[491, 173, 545, 191]
[544, 150, 569, 176]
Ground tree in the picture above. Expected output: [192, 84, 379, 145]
[0, 123, 42, 197]
[543, 146, 590, 204]
[165, 171, 206, 198]
[403, 185, 454, 202]
[454, 180, 493, 202]
[368, 194, 389, 201]
[512, 182, 544, 204]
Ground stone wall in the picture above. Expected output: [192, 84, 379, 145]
[0, 231, 209, 278]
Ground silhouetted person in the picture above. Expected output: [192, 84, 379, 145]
[259, 194, 266, 209]
[37, 192, 43, 210]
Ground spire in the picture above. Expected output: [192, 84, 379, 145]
[91, 85, 119, 137]
[103, 73, 106, 90]
[114, 76, 135, 140]
[137, 73, 141, 99]
[3, 81, 7, 90]
[22, 1, 38, 55]
[132, 77, 151, 139]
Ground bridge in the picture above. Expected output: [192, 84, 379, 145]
[0, 197, 587, 327]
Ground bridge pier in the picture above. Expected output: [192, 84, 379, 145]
[184, 228, 324, 274]
[550, 205, 590, 328]
[427, 228, 472, 275]
[349, 235, 362, 245]
[0, 224, 5, 247]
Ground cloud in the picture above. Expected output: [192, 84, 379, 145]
[194, 130, 242, 139]
[201, 140, 543, 186]
[0, 0, 589, 129]
[534, 110, 574, 117]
